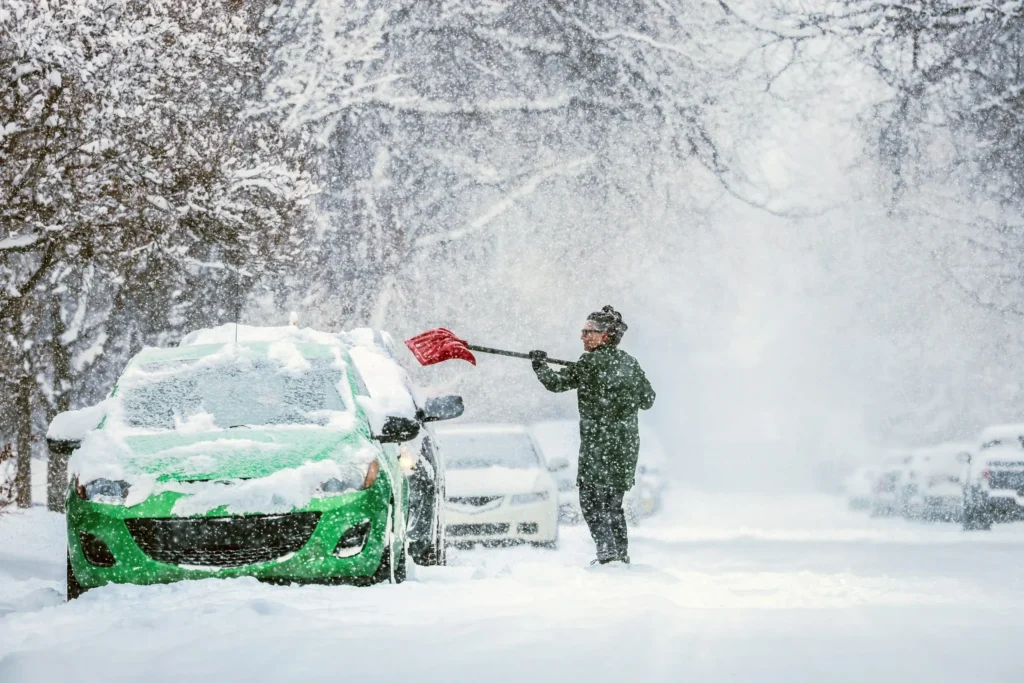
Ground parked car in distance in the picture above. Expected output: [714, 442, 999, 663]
[435, 424, 559, 548]
[530, 419, 668, 524]
[844, 467, 876, 510]
[871, 451, 913, 517]
[900, 443, 971, 521]
[963, 424, 1024, 530]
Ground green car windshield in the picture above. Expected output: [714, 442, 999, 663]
[121, 357, 349, 429]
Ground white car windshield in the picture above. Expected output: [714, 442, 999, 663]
[121, 358, 347, 429]
[443, 433, 540, 469]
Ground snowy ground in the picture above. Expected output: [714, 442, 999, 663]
[3, 480, 1024, 682]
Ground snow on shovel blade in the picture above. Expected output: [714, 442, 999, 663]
[405, 328, 477, 366]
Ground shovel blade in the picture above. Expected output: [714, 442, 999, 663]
[405, 328, 477, 366]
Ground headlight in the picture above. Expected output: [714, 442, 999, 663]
[318, 460, 381, 496]
[76, 478, 130, 504]
[398, 445, 418, 473]
[510, 491, 549, 505]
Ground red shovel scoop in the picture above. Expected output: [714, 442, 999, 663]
[405, 329, 571, 367]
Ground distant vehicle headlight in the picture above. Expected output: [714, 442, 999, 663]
[76, 478, 130, 504]
[510, 491, 549, 505]
[318, 460, 381, 496]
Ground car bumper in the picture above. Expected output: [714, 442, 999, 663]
[67, 478, 394, 590]
[445, 499, 557, 544]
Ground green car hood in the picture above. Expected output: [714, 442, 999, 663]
[119, 428, 376, 482]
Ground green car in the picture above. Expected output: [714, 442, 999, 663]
[50, 328, 461, 598]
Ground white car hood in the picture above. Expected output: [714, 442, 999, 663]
[446, 467, 550, 497]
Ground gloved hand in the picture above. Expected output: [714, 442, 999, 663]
[528, 350, 548, 368]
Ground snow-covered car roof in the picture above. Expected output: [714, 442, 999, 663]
[178, 322, 397, 355]
[977, 423, 1024, 448]
[914, 442, 973, 458]
[177, 323, 415, 425]
[906, 443, 971, 472]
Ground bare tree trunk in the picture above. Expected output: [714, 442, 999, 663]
[48, 299, 73, 512]
[15, 374, 32, 508]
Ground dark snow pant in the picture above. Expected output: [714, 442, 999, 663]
[579, 483, 628, 561]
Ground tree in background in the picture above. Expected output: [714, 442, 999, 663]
[259, 0, 746, 330]
[0, 0, 313, 507]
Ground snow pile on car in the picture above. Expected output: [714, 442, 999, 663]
[165, 454, 378, 517]
[178, 322, 417, 427]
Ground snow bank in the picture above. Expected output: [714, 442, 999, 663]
[7, 493, 1024, 682]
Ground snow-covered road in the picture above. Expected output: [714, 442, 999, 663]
[3, 491, 1024, 683]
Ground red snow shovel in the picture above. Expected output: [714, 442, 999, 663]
[405, 328, 572, 367]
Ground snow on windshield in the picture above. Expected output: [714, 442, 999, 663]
[121, 354, 347, 430]
[442, 432, 540, 470]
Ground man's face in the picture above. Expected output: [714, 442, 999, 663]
[581, 321, 609, 352]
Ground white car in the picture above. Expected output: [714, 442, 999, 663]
[530, 419, 668, 524]
[435, 424, 559, 548]
[901, 443, 971, 522]
[963, 424, 1024, 530]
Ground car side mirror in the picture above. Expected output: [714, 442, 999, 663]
[418, 394, 465, 423]
[47, 438, 81, 457]
[47, 404, 105, 443]
[546, 456, 569, 472]
[956, 452, 972, 464]
[375, 416, 421, 444]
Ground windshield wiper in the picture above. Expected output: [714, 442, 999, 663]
[227, 424, 251, 429]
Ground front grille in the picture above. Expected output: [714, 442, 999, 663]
[988, 470, 1024, 491]
[448, 496, 503, 507]
[447, 523, 509, 537]
[126, 512, 320, 568]
[517, 523, 538, 535]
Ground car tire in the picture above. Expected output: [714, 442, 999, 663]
[370, 502, 406, 585]
[410, 476, 446, 567]
[531, 540, 559, 550]
[66, 551, 86, 601]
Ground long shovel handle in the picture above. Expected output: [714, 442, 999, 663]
[466, 344, 573, 367]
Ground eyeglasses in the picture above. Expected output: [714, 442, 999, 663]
[581, 329, 605, 336]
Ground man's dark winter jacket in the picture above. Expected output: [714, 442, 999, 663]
[533, 345, 655, 490]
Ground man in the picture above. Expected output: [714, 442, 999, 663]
[529, 306, 655, 565]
